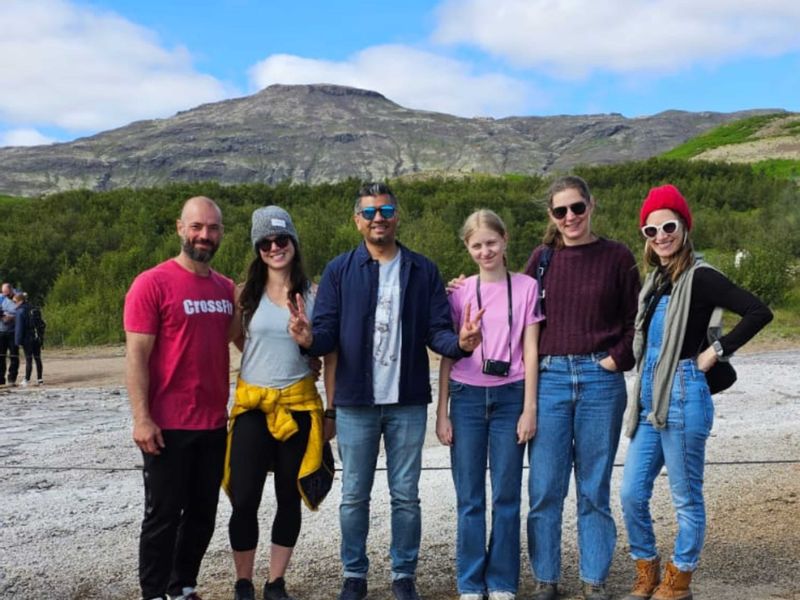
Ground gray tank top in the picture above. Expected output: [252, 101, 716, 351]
[239, 290, 315, 389]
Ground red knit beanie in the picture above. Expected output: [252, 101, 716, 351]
[640, 184, 692, 230]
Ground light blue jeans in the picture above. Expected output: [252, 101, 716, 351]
[336, 404, 428, 580]
[620, 296, 714, 572]
[449, 380, 526, 595]
[526, 353, 626, 585]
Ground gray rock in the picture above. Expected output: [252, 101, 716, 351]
[0, 83, 782, 197]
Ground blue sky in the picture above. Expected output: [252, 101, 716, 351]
[1, 0, 799, 147]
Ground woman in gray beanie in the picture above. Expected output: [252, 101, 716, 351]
[224, 205, 335, 600]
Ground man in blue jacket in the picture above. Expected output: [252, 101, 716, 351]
[288, 182, 484, 600]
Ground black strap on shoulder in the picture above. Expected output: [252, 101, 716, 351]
[535, 246, 554, 315]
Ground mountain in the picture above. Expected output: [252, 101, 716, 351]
[0, 84, 783, 197]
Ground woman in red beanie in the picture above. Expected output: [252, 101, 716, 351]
[619, 184, 773, 600]
[522, 176, 640, 600]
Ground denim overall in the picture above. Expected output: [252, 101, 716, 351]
[620, 296, 714, 572]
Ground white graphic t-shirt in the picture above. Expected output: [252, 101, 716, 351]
[372, 250, 402, 405]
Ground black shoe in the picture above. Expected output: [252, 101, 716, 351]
[392, 578, 421, 600]
[338, 577, 368, 600]
[264, 577, 294, 600]
[234, 579, 256, 600]
[531, 582, 558, 600]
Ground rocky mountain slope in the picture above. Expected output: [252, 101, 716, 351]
[0, 84, 781, 197]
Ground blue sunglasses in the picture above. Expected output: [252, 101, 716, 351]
[357, 204, 396, 220]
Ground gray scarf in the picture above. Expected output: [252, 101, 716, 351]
[625, 259, 712, 437]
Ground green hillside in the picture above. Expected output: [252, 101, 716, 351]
[2, 158, 799, 346]
[662, 113, 800, 179]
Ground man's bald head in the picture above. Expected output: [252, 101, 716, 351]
[176, 196, 224, 265]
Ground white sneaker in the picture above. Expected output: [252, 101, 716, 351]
[488, 593, 515, 600]
[460, 595, 485, 600]
[20, 379, 29, 387]
[36, 379, 44, 385]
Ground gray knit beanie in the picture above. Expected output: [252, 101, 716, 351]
[250, 205, 299, 251]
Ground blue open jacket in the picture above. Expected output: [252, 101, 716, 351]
[308, 241, 470, 406]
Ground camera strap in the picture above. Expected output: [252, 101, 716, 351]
[475, 270, 513, 365]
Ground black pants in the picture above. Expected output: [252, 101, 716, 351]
[21, 339, 43, 381]
[0, 330, 19, 384]
[228, 409, 311, 551]
[139, 427, 226, 599]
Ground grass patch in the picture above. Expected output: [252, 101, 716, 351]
[662, 113, 786, 159]
[752, 159, 800, 180]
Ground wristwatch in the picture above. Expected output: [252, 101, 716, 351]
[711, 340, 724, 358]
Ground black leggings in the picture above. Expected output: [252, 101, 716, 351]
[21, 340, 43, 381]
[228, 409, 311, 550]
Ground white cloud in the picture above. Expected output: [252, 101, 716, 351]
[0, 128, 56, 147]
[0, 0, 234, 133]
[433, 0, 800, 76]
[248, 45, 535, 117]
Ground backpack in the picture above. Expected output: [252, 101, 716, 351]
[29, 306, 46, 343]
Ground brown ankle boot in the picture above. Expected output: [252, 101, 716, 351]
[651, 562, 693, 600]
[622, 557, 661, 599]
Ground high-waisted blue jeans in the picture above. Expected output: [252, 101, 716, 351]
[450, 379, 525, 595]
[527, 353, 626, 585]
[620, 296, 714, 572]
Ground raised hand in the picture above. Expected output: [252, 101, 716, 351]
[287, 293, 313, 348]
[458, 302, 485, 352]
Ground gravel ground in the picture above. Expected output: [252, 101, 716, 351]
[0, 350, 798, 600]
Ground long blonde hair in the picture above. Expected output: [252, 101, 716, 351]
[542, 175, 592, 248]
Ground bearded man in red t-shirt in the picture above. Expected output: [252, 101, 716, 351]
[124, 196, 236, 600]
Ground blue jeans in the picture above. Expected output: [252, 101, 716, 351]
[527, 354, 626, 585]
[337, 404, 428, 580]
[621, 296, 714, 572]
[450, 380, 525, 595]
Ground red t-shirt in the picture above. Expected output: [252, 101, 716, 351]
[123, 259, 235, 430]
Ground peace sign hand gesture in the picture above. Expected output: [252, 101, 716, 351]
[458, 302, 485, 353]
[287, 293, 313, 349]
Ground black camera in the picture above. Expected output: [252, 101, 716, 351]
[482, 359, 510, 377]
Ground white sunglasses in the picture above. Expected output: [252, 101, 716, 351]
[641, 220, 680, 239]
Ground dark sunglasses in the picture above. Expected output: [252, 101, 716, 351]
[357, 204, 397, 221]
[641, 220, 680, 239]
[257, 235, 292, 252]
[550, 201, 588, 219]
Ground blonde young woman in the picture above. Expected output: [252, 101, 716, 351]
[619, 185, 772, 600]
[523, 176, 640, 600]
[437, 209, 543, 600]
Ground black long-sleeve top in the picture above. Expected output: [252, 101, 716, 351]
[653, 267, 773, 358]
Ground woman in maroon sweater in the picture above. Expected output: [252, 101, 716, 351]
[523, 176, 640, 600]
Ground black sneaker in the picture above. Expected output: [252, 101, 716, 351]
[392, 578, 421, 600]
[263, 577, 294, 600]
[531, 582, 558, 600]
[338, 577, 368, 600]
[234, 579, 256, 600]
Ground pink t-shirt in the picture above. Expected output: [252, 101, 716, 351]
[123, 259, 235, 430]
[449, 272, 544, 387]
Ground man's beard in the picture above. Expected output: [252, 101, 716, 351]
[182, 237, 218, 263]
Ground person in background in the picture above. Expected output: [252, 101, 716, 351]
[1, 282, 20, 386]
[124, 196, 235, 600]
[225, 205, 334, 600]
[436, 209, 543, 600]
[287, 182, 484, 600]
[619, 184, 772, 600]
[12, 292, 44, 386]
[523, 175, 640, 600]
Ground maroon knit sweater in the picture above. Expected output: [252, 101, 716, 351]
[523, 237, 640, 371]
